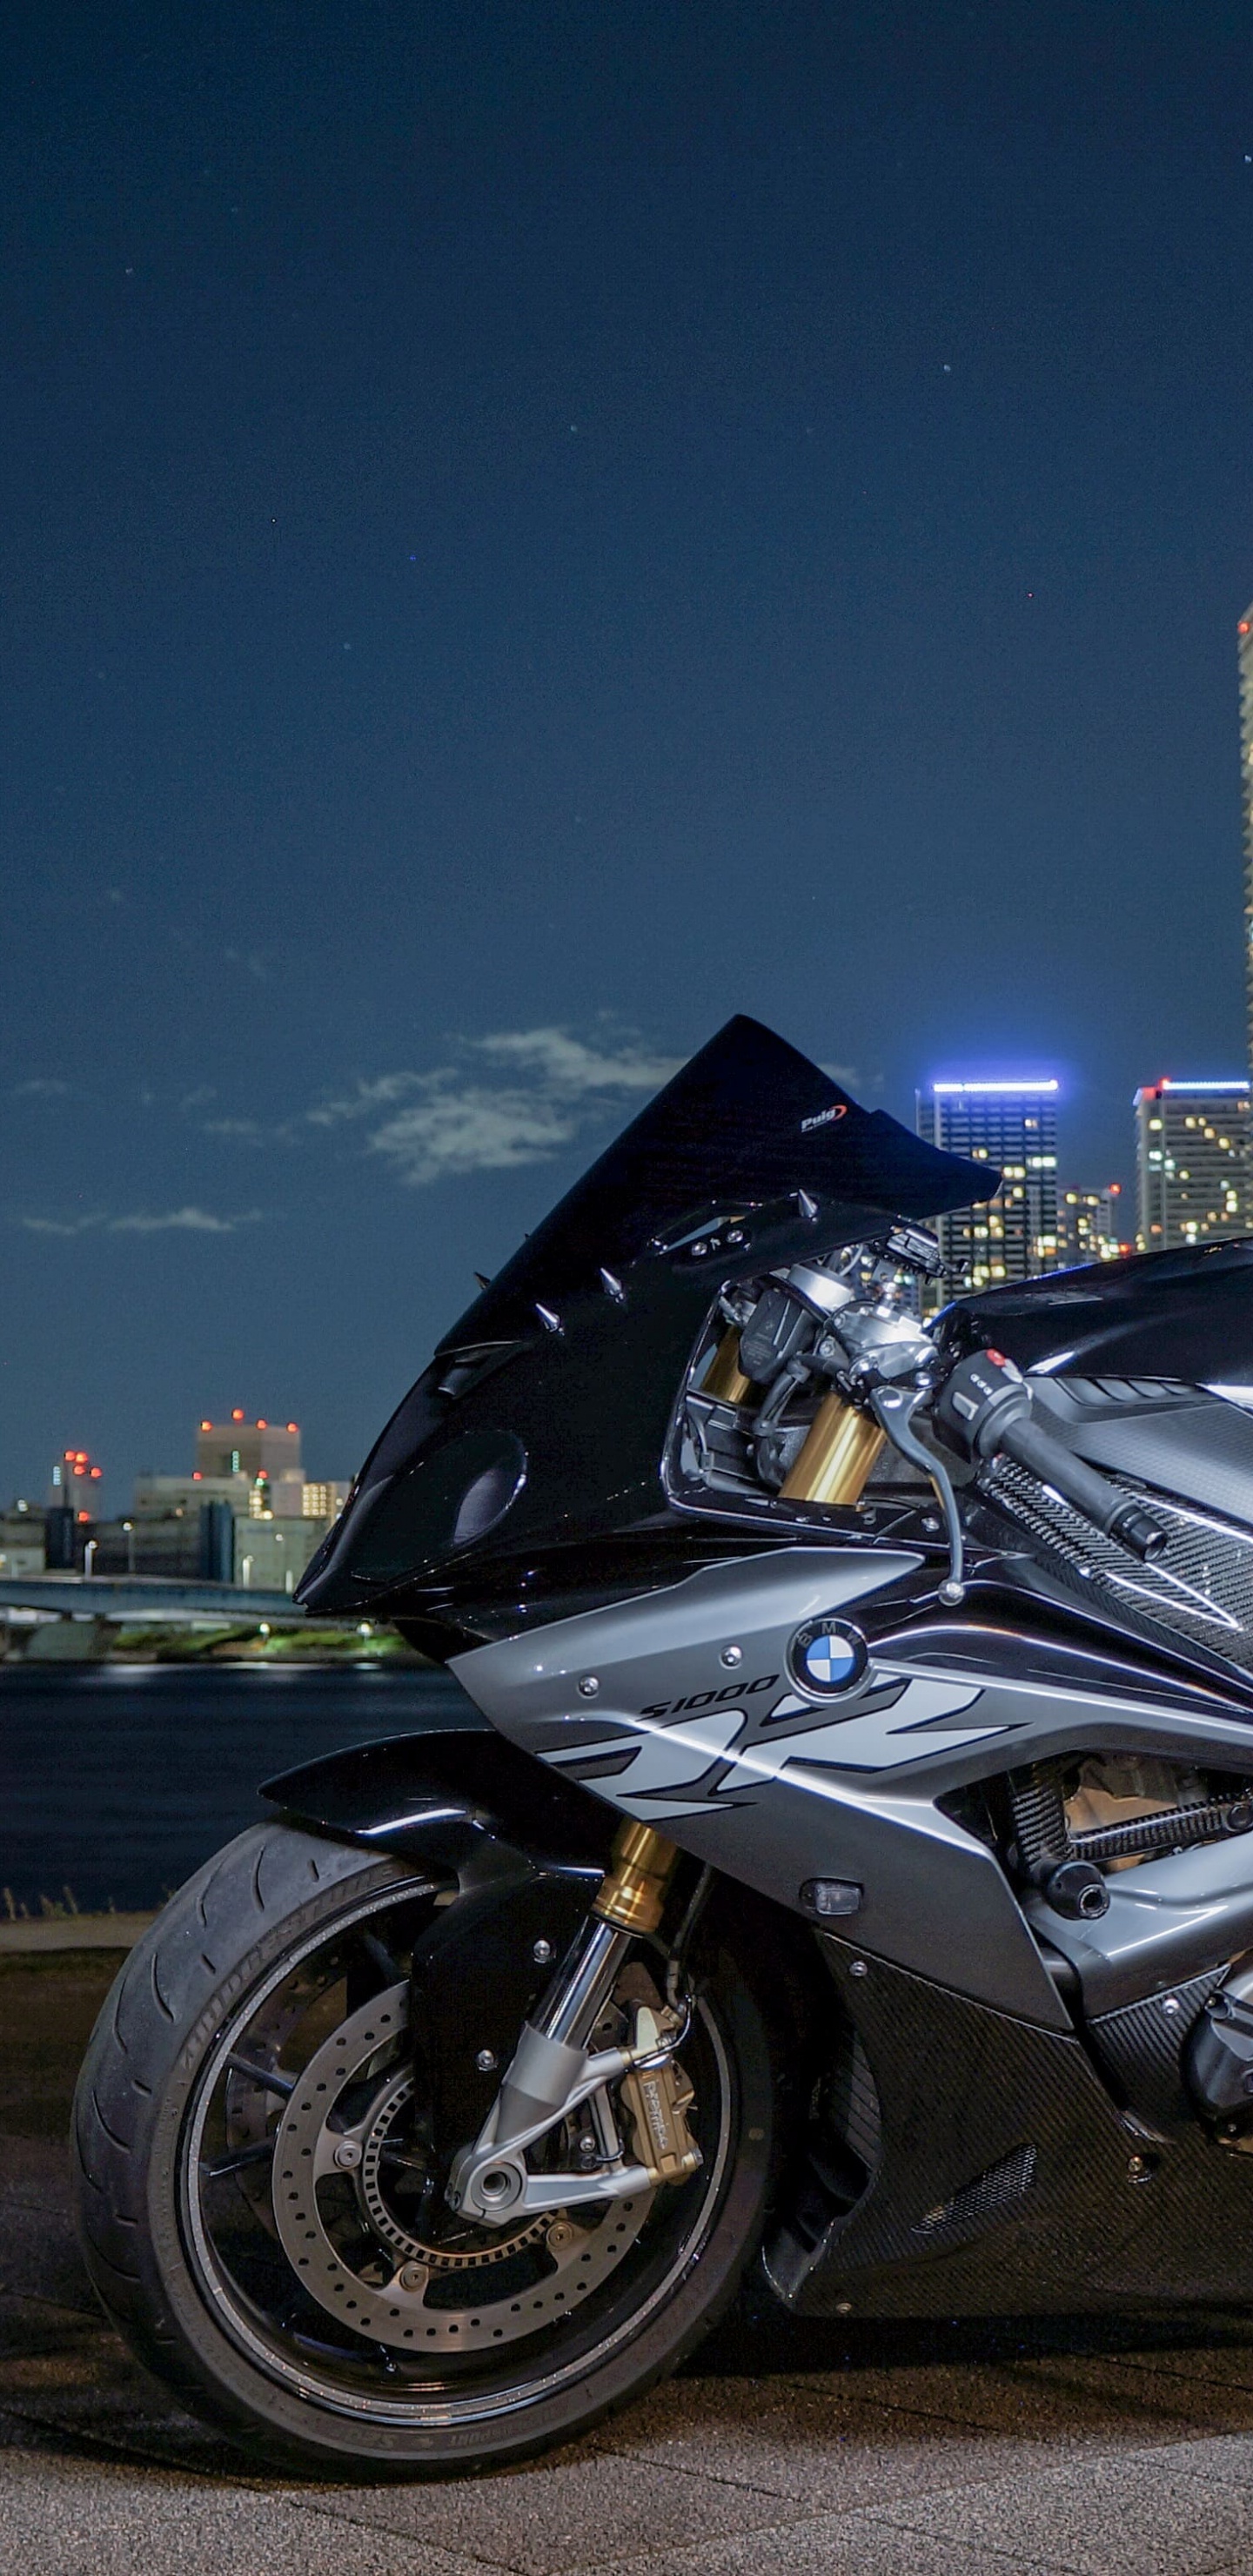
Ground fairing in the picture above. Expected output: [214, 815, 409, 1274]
[937, 1235, 1253, 1382]
[298, 1016, 989, 1616]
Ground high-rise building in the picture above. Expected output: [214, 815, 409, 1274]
[915, 1079, 1060, 1291]
[197, 1412, 302, 1479]
[196, 1413, 304, 1518]
[1239, 604, 1253, 1070]
[47, 1448, 104, 1513]
[1057, 1184, 1129, 1266]
[1134, 1079, 1252, 1250]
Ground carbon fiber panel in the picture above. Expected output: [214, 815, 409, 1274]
[1089, 1968, 1226, 2140]
[775, 1936, 1253, 2318]
[986, 1456, 1253, 1675]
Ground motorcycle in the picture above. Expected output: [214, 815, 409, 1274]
[72, 1014, 1253, 2476]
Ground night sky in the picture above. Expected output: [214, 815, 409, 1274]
[5, 3, 1253, 1507]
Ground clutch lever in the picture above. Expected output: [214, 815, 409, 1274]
[867, 1383, 966, 1606]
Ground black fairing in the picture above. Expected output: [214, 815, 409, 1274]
[298, 1016, 989, 1619]
[936, 1237, 1253, 1381]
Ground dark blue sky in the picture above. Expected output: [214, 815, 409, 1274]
[4, 2, 1253, 1506]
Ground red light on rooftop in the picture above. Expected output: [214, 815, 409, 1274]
[257, 1419, 267, 1428]
[192, 1470, 202, 1480]
[200, 1419, 211, 1431]
[286, 1422, 298, 1433]
[90, 1467, 102, 1479]
[77, 1511, 90, 1524]
[64, 1450, 74, 1460]
[1241, 621, 1250, 635]
[231, 1409, 245, 1422]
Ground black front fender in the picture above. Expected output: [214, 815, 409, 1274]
[264, 1726, 623, 2169]
[260, 1723, 613, 1889]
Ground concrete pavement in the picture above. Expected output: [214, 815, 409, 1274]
[10, 1952, 1253, 2573]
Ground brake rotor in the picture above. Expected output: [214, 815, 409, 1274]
[271, 1983, 653, 2352]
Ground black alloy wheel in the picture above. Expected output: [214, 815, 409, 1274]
[72, 1822, 776, 2475]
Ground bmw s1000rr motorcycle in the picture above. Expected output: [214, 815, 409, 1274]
[73, 1016, 1253, 2474]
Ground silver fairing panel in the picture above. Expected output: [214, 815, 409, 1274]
[452, 1550, 1253, 2032]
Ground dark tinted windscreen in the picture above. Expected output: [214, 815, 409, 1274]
[298, 1016, 995, 1610]
[444, 1014, 990, 1348]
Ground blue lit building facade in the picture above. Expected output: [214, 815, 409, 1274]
[915, 1079, 1060, 1291]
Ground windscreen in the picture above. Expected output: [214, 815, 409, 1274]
[298, 1016, 993, 1613]
[440, 1014, 988, 1347]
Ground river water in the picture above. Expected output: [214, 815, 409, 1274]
[2, 1661, 487, 1914]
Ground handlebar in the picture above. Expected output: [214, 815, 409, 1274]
[934, 1352, 1169, 1563]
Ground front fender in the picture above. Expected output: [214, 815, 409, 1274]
[260, 1723, 613, 1888]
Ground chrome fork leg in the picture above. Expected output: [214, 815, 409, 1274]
[445, 1823, 680, 2219]
[533, 1915, 633, 2049]
[531, 1819, 681, 2044]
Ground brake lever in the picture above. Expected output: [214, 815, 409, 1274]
[867, 1383, 966, 1605]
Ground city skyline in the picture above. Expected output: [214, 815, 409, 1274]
[18, 1024, 1252, 1515]
[5, 8, 1253, 1501]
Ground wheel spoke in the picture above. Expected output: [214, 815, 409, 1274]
[204, 2138, 277, 2179]
[225, 2054, 296, 2096]
[359, 1929, 407, 1988]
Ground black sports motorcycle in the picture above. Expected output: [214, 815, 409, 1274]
[73, 1016, 1253, 2475]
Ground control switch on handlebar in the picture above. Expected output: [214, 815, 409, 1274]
[934, 1351, 1169, 1564]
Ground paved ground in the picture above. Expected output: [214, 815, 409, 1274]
[11, 1956, 1253, 2573]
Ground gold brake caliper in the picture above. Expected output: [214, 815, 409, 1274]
[618, 2003, 702, 2186]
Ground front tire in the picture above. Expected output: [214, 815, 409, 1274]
[71, 1822, 775, 2475]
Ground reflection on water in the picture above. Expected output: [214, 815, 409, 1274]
[2, 1662, 486, 1914]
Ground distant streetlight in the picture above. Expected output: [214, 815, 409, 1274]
[83, 1539, 97, 1580]
[122, 1519, 135, 1575]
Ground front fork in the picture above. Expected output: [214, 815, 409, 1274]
[446, 1821, 700, 2224]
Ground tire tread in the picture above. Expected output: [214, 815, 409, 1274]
[73, 1823, 409, 2360]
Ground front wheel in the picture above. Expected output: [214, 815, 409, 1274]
[71, 1822, 776, 2475]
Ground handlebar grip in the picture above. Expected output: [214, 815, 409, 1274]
[996, 1415, 1169, 1562]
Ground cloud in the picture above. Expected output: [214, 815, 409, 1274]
[18, 1207, 265, 1238]
[471, 1030, 682, 1094]
[12, 1077, 70, 1098]
[305, 1073, 425, 1130]
[367, 1082, 582, 1184]
[195, 1025, 686, 1189]
[18, 1214, 104, 1237]
[308, 1026, 685, 1187]
[109, 1206, 265, 1233]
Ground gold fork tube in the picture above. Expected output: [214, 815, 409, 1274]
[700, 1328, 756, 1407]
[780, 1394, 886, 1506]
[593, 1820, 680, 1935]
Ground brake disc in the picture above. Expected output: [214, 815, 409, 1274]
[271, 1983, 653, 2352]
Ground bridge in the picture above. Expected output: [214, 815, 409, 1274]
[0, 1572, 311, 1622]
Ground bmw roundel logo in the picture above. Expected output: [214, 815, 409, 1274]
[789, 1617, 868, 1697]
